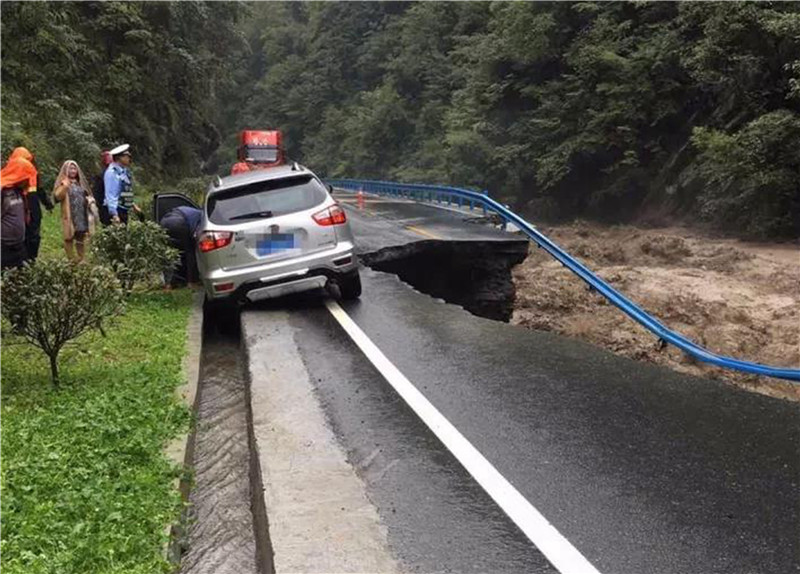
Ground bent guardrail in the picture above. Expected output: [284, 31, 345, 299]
[327, 178, 800, 383]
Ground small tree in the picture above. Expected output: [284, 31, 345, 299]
[1, 260, 125, 386]
[91, 221, 179, 292]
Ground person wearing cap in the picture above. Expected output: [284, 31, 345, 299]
[104, 144, 140, 224]
[93, 150, 112, 226]
[0, 147, 37, 268]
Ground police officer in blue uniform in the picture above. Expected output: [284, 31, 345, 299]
[103, 144, 140, 224]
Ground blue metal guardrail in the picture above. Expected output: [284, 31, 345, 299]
[327, 178, 800, 383]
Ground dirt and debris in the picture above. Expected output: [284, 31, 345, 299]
[511, 221, 800, 401]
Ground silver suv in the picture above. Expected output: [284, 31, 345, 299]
[154, 165, 360, 304]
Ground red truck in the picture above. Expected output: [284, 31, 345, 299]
[231, 130, 285, 175]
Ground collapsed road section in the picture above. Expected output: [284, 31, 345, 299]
[337, 193, 531, 323]
[360, 239, 529, 322]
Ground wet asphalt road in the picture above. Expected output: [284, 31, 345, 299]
[334, 193, 521, 253]
[247, 197, 800, 573]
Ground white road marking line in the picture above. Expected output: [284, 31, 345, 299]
[325, 299, 602, 574]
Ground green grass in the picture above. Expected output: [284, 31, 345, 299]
[1, 212, 194, 573]
[35, 206, 66, 260]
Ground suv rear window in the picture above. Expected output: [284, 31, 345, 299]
[208, 175, 327, 224]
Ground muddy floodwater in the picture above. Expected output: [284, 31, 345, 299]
[512, 221, 800, 401]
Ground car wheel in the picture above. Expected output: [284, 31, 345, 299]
[338, 270, 362, 300]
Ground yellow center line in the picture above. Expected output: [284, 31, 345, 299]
[405, 225, 442, 240]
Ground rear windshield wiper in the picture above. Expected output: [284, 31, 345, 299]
[228, 210, 274, 221]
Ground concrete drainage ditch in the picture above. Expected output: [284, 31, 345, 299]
[177, 312, 272, 574]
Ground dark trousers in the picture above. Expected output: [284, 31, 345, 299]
[1, 241, 28, 270]
[25, 193, 42, 261]
[160, 212, 198, 286]
[99, 204, 112, 227]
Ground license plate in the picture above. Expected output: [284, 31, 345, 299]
[256, 233, 295, 256]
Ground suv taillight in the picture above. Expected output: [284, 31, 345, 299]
[312, 204, 347, 226]
[198, 231, 233, 253]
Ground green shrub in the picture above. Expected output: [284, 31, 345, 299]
[174, 176, 210, 207]
[1, 260, 125, 386]
[91, 221, 179, 292]
[692, 110, 800, 239]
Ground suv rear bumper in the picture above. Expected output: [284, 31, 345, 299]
[245, 274, 329, 302]
[201, 241, 358, 301]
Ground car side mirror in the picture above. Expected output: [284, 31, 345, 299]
[326, 183, 334, 193]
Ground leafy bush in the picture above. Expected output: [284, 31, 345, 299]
[692, 110, 800, 239]
[174, 176, 211, 207]
[1, 260, 125, 386]
[91, 221, 179, 292]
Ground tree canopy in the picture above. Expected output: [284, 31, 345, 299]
[1, 1, 243, 185]
[3, 1, 798, 238]
[221, 1, 800, 238]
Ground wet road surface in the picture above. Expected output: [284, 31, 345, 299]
[243, 196, 800, 573]
[335, 192, 521, 253]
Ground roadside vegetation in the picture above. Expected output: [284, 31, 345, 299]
[1, 214, 193, 573]
[2, 260, 125, 385]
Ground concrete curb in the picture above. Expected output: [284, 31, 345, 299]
[241, 310, 401, 574]
[241, 319, 276, 574]
[164, 290, 204, 564]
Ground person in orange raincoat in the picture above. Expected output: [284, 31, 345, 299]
[231, 159, 251, 174]
[1, 147, 38, 268]
[1, 147, 38, 198]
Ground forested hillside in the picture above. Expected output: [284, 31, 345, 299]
[3, 2, 799, 238]
[1, 1, 243, 187]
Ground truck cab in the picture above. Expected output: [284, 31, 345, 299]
[231, 130, 285, 175]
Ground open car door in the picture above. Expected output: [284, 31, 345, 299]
[152, 193, 199, 223]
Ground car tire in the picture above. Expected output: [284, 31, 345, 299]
[338, 270, 362, 300]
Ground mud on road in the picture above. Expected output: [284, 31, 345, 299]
[511, 221, 800, 401]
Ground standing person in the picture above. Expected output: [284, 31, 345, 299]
[24, 157, 54, 262]
[0, 147, 37, 268]
[93, 150, 112, 226]
[53, 160, 97, 262]
[104, 144, 140, 224]
[159, 205, 202, 288]
[1, 185, 28, 270]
